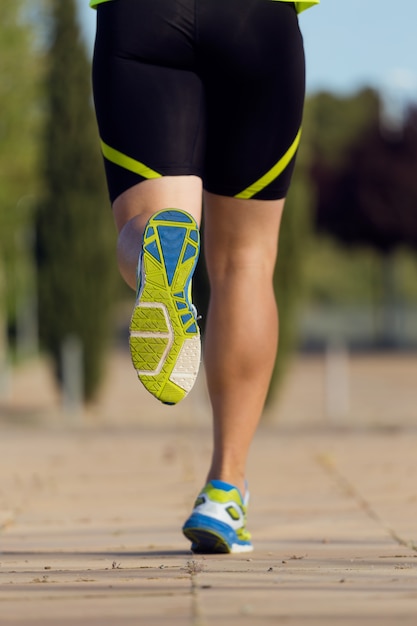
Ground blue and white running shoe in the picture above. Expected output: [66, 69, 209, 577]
[182, 480, 253, 554]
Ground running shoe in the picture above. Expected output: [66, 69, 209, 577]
[182, 480, 253, 554]
[129, 209, 201, 405]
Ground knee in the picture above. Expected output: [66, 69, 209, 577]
[207, 249, 276, 288]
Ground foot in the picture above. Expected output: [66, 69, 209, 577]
[129, 209, 201, 405]
[182, 480, 253, 553]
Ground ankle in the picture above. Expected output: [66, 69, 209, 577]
[206, 471, 246, 499]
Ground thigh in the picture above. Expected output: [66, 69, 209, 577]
[92, 0, 206, 204]
[198, 0, 306, 200]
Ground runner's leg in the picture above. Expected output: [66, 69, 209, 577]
[203, 193, 285, 496]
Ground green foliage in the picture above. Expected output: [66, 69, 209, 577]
[303, 89, 417, 350]
[328, 111, 417, 252]
[308, 88, 380, 170]
[0, 0, 43, 330]
[268, 88, 403, 397]
[305, 237, 417, 308]
[393, 248, 417, 303]
[310, 88, 417, 252]
[305, 236, 382, 306]
[304, 90, 384, 315]
[36, 0, 117, 401]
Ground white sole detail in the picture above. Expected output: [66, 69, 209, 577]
[169, 337, 201, 392]
[230, 543, 254, 554]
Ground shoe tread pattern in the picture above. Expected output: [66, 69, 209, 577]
[129, 210, 200, 404]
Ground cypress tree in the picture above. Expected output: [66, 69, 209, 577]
[36, 0, 117, 401]
[0, 0, 42, 355]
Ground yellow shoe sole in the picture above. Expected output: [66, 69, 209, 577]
[129, 209, 201, 405]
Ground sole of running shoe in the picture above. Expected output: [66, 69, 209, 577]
[183, 515, 253, 554]
[129, 209, 200, 405]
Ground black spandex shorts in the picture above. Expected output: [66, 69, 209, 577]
[92, 0, 306, 203]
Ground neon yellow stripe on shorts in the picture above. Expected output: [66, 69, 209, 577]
[235, 127, 302, 199]
[100, 139, 162, 180]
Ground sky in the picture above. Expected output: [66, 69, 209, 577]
[77, 0, 417, 102]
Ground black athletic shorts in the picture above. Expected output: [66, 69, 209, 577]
[92, 0, 306, 203]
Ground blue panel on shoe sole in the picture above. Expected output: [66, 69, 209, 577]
[157, 225, 186, 286]
[183, 243, 197, 263]
[153, 210, 193, 223]
[144, 240, 161, 263]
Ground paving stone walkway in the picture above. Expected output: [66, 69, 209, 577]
[1, 420, 417, 625]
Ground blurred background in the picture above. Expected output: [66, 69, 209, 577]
[1, 0, 417, 428]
